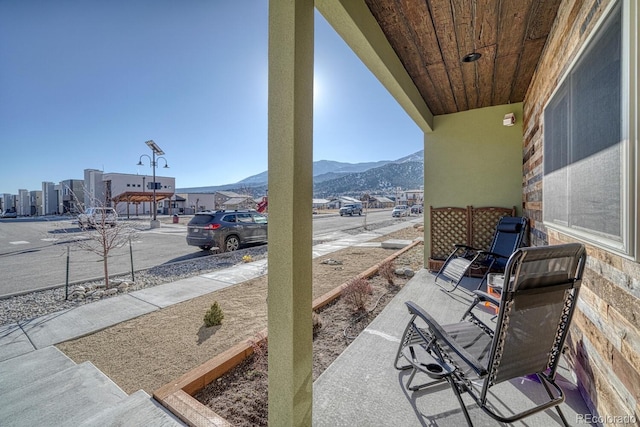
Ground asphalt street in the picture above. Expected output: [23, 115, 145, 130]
[0, 209, 416, 297]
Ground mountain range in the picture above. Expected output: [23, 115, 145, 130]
[177, 149, 424, 197]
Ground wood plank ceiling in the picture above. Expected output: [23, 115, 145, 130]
[364, 0, 562, 115]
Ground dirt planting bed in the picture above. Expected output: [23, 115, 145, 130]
[56, 225, 423, 424]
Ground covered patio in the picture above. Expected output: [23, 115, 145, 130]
[111, 191, 174, 217]
[313, 269, 594, 426]
[266, 0, 638, 425]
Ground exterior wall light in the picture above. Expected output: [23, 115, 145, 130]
[503, 112, 516, 126]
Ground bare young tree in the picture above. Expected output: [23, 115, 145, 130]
[70, 190, 138, 288]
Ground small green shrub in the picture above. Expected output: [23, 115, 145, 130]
[204, 301, 224, 327]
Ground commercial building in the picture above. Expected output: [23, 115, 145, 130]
[29, 191, 42, 216]
[42, 182, 59, 215]
[104, 172, 175, 216]
[59, 179, 84, 214]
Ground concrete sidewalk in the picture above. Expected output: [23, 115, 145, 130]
[0, 217, 423, 363]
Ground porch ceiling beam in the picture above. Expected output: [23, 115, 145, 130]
[316, 0, 434, 132]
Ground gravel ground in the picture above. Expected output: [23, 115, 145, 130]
[0, 246, 268, 327]
[0, 218, 418, 327]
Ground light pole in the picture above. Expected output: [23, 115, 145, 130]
[137, 140, 168, 228]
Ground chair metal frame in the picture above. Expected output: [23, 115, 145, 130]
[395, 243, 587, 426]
[434, 216, 528, 292]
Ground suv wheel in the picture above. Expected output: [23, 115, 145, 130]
[225, 235, 240, 252]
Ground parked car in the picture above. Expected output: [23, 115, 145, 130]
[186, 209, 268, 252]
[77, 207, 118, 228]
[339, 203, 363, 216]
[410, 205, 423, 214]
[1, 209, 17, 218]
[392, 205, 410, 217]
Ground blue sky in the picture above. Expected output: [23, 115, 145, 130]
[0, 0, 423, 194]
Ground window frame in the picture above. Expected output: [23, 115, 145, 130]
[542, 0, 638, 259]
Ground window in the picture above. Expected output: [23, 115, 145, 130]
[253, 213, 268, 224]
[222, 214, 237, 223]
[543, 3, 635, 255]
[236, 213, 254, 223]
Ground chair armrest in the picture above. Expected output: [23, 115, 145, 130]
[405, 301, 489, 377]
[479, 250, 508, 259]
[455, 244, 478, 251]
[472, 290, 501, 307]
[452, 244, 481, 260]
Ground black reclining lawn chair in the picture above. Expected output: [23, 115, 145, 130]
[395, 243, 586, 426]
[434, 216, 528, 292]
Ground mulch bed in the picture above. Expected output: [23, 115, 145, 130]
[195, 271, 406, 426]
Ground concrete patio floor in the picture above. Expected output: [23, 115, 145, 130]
[313, 269, 596, 426]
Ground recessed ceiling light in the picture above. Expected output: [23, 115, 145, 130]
[461, 52, 482, 63]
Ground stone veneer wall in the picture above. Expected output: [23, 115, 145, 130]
[523, 0, 640, 422]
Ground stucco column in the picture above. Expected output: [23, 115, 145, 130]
[267, 0, 314, 425]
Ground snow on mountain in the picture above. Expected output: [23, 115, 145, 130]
[177, 149, 424, 194]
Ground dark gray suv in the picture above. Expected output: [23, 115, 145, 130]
[186, 210, 268, 252]
[339, 203, 363, 216]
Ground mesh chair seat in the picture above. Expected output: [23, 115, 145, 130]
[435, 216, 528, 292]
[395, 243, 586, 426]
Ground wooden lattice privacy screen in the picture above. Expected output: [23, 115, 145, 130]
[429, 206, 516, 270]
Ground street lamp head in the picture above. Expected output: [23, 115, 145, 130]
[145, 139, 165, 156]
[156, 156, 169, 168]
[137, 154, 151, 166]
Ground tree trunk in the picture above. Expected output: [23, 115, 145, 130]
[103, 255, 109, 288]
